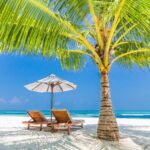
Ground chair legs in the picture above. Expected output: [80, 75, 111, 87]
[68, 126, 71, 135]
[26, 122, 83, 134]
[40, 124, 42, 131]
[27, 124, 30, 130]
[27, 123, 43, 131]
[67, 123, 83, 135]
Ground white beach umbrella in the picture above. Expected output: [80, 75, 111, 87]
[24, 74, 76, 121]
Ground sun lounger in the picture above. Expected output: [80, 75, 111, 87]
[22, 111, 51, 131]
[50, 109, 84, 134]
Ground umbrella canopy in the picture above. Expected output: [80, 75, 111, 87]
[25, 74, 76, 93]
[25, 74, 76, 121]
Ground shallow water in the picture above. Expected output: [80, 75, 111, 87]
[0, 110, 150, 119]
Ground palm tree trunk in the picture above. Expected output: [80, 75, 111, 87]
[97, 72, 119, 141]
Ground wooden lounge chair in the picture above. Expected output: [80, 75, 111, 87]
[50, 109, 84, 134]
[22, 111, 51, 131]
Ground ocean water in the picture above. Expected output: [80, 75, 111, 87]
[0, 110, 150, 119]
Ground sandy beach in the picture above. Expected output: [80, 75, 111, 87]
[0, 116, 149, 150]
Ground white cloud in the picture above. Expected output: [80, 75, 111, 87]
[0, 97, 28, 105]
[55, 101, 61, 106]
[0, 98, 6, 103]
[10, 97, 21, 104]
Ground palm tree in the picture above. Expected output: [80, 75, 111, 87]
[0, 0, 149, 141]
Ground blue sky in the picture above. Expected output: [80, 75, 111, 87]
[0, 54, 150, 111]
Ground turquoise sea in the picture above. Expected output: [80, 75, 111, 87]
[0, 110, 150, 119]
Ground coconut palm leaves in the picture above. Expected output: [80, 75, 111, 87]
[0, 0, 150, 71]
[0, 0, 88, 53]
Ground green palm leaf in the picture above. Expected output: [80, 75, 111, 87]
[0, 0, 150, 70]
[0, 0, 89, 59]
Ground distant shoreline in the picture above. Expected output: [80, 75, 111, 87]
[0, 110, 150, 119]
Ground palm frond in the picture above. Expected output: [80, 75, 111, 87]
[0, 0, 150, 71]
[47, 0, 88, 25]
[108, 0, 150, 68]
[112, 48, 150, 68]
[0, 0, 90, 57]
[91, 0, 119, 27]
[56, 50, 87, 70]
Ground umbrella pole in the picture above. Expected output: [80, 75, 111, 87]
[50, 86, 54, 122]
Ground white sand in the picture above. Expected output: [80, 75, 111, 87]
[0, 116, 150, 150]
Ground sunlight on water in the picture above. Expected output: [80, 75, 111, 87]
[0, 110, 150, 119]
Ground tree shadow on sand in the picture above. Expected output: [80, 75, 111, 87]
[0, 125, 144, 150]
[120, 125, 150, 150]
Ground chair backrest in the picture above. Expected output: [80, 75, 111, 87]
[28, 111, 47, 122]
[52, 109, 72, 123]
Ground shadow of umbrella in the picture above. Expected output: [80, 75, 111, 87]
[24, 74, 76, 121]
